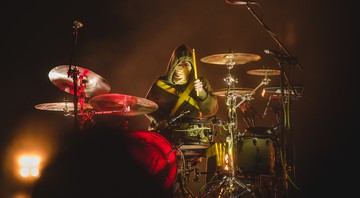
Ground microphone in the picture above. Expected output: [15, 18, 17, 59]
[169, 110, 190, 124]
[264, 49, 298, 64]
[262, 95, 272, 118]
[264, 49, 283, 57]
[225, 0, 258, 5]
[73, 20, 84, 29]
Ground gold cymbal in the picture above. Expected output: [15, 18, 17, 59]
[89, 93, 158, 116]
[35, 102, 93, 111]
[213, 88, 254, 97]
[247, 69, 280, 76]
[200, 53, 261, 65]
[48, 65, 111, 98]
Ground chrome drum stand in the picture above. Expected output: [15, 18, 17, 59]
[200, 56, 261, 198]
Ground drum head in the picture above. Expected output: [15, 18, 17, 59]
[245, 126, 275, 137]
[127, 131, 177, 189]
[170, 117, 213, 150]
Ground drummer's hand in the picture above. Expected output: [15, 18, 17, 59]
[194, 79, 207, 100]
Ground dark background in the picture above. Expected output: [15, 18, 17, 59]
[1, 0, 357, 197]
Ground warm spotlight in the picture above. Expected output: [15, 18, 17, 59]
[18, 155, 41, 178]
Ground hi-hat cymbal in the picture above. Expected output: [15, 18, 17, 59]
[35, 102, 93, 111]
[89, 93, 158, 116]
[48, 65, 111, 98]
[213, 88, 254, 97]
[247, 69, 280, 76]
[200, 53, 261, 65]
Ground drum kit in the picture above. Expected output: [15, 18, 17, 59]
[196, 52, 302, 198]
[35, 50, 302, 197]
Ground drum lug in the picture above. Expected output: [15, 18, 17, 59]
[252, 138, 257, 146]
[266, 138, 270, 146]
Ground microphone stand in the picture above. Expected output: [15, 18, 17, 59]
[67, 20, 83, 131]
[244, 3, 303, 196]
[245, 3, 303, 71]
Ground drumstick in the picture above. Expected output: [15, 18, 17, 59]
[192, 48, 199, 96]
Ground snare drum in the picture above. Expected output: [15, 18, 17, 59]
[235, 129, 275, 176]
[170, 117, 214, 151]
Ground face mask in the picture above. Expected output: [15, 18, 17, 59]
[173, 61, 191, 85]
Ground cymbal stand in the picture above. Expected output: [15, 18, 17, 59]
[235, 74, 271, 110]
[201, 59, 255, 197]
[67, 20, 84, 131]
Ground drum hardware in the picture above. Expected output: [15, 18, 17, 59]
[200, 51, 262, 197]
[262, 95, 272, 118]
[45, 21, 111, 130]
[182, 164, 207, 183]
[238, 68, 275, 127]
[173, 147, 201, 198]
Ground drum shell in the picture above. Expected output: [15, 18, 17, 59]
[235, 135, 275, 176]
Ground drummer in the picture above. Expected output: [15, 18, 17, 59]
[145, 44, 218, 143]
[144, 44, 218, 196]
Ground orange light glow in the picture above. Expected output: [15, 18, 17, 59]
[18, 155, 41, 178]
[224, 154, 229, 171]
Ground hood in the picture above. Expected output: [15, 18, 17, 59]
[165, 44, 195, 85]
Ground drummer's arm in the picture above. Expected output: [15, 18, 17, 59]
[196, 77, 219, 117]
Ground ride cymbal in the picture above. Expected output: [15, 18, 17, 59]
[35, 102, 93, 111]
[49, 65, 111, 98]
[247, 69, 280, 76]
[200, 53, 261, 65]
[89, 93, 158, 116]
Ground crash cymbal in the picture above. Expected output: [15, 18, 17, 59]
[247, 69, 280, 76]
[200, 53, 261, 65]
[48, 65, 111, 98]
[89, 93, 158, 116]
[35, 102, 93, 111]
[213, 88, 254, 97]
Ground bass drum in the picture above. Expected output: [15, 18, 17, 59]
[127, 130, 177, 189]
[235, 127, 276, 177]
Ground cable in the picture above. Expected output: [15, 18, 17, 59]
[279, 148, 302, 192]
